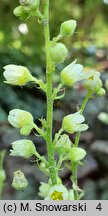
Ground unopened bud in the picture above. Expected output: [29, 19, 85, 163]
[68, 147, 86, 162]
[96, 88, 106, 96]
[13, 6, 30, 21]
[60, 20, 77, 36]
[50, 43, 68, 63]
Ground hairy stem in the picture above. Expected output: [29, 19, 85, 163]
[72, 90, 92, 200]
[43, 0, 57, 185]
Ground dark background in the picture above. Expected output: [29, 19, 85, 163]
[0, 0, 108, 199]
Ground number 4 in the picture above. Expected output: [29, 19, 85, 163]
[96, 203, 102, 211]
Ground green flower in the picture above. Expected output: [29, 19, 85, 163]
[50, 43, 68, 63]
[83, 70, 103, 93]
[8, 109, 34, 129]
[62, 112, 88, 133]
[60, 20, 77, 36]
[61, 60, 84, 86]
[12, 170, 28, 190]
[3, 64, 37, 86]
[10, 139, 36, 159]
[14, 1, 40, 21]
[68, 147, 86, 162]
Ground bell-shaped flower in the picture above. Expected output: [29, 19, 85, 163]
[62, 112, 88, 134]
[8, 109, 34, 129]
[83, 70, 103, 93]
[12, 170, 28, 190]
[44, 184, 69, 200]
[10, 139, 36, 159]
[61, 60, 84, 86]
[3, 64, 38, 86]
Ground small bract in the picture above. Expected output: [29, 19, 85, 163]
[62, 112, 88, 134]
[10, 139, 36, 159]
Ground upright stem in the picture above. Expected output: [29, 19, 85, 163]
[43, 0, 57, 185]
[72, 90, 92, 200]
[74, 90, 92, 147]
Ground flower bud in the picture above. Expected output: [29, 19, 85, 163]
[0, 169, 6, 183]
[44, 184, 69, 200]
[60, 20, 77, 36]
[96, 88, 106, 96]
[8, 109, 34, 129]
[62, 112, 88, 134]
[61, 60, 84, 86]
[10, 139, 36, 159]
[12, 170, 28, 190]
[50, 43, 68, 63]
[3, 65, 35, 86]
[55, 134, 72, 154]
[68, 147, 86, 162]
[13, 6, 31, 21]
